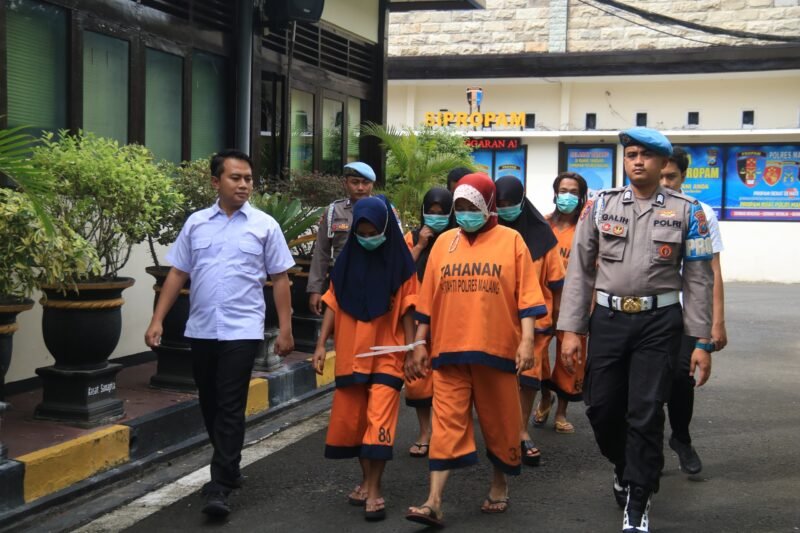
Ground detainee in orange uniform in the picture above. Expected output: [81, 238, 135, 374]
[405, 173, 546, 528]
[534, 172, 589, 432]
[312, 195, 418, 522]
[494, 176, 565, 466]
[403, 187, 455, 458]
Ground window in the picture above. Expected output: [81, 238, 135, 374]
[5, 0, 67, 134]
[636, 113, 647, 127]
[290, 89, 314, 173]
[524, 113, 536, 129]
[145, 49, 183, 162]
[259, 75, 283, 178]
[322, 98, 343, 174]
[191, 51, 227, 160]
[687, 111, 700, 127]
[585, 113, 597, 130]
[742, 110, 755, 127]
[83, 31, 130, 143]
[347, 97, 362, 163]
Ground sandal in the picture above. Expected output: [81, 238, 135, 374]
[365, 497, 386, 521]
[347, 485, 367, 506]
[554, 420, 575, 434]
[533, 391, 554, 427]
[406, 504, 445, 528]
[481, 496, 510, 514]
[521, 439, 541, 467]
[409, 442, 430, 458]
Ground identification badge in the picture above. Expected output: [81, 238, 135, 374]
[331, 222, 350, 232]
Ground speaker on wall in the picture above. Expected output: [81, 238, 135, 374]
[263, 0, 325, 28]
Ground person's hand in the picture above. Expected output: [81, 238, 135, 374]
[417, 226, 435, 249]
[690, 348, 712, 387]
[144, 321, 163, 348]
[515, 336, 535, 375]
[274, 330, 294, 356]
[312, 345, 327, 375]
[406, 344, 429, 381]
[560, 332, 583, 374]
[308, 293, 323, 316]
[711, 321, 727, 352]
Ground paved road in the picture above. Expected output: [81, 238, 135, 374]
[66, 283, 800, 532]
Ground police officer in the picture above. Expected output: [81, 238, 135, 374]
[307, 162, 376, 315]
[557, 128, 714, 533]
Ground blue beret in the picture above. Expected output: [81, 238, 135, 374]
[343, 162, 376, 182]
[619, 127, 673, 157]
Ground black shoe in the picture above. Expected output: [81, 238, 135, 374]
[622, 485, 651, 533]
[202, 491, 231, 517]
[669, 436, 703, 474]
[613, 474, 628, 510]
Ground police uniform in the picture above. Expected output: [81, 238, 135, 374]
[557, 131, 713, 507]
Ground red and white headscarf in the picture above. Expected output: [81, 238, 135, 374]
[451, 172, 498, 246]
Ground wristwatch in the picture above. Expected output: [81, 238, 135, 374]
[695, 340, 715, 353]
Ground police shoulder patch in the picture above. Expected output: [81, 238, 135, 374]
[580, 199, 594, 221]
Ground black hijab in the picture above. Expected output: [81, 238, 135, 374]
[495, 176, 558, 261]
[411, 187, 454, 281]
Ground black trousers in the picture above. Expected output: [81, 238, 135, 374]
[667, 334, 697, 445]
[190, 339, 260, 492]
[583, 304, 682, 492]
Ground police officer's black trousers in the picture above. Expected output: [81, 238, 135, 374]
[667, 334, 697, 445]
[190, 339, 260, 492]
[584, 304, 682, 492]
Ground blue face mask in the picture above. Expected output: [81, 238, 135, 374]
[497, 202, 523, 222]
[455, 211, 487, 233]
[423, 214, 450, 233]
[556, 193, 580, 214]
[356, 233, 386, 251]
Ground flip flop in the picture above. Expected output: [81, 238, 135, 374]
[554, 420, 575, 434]
[533, 392, 554, 427]
[406, 505, 445, 528]
[347, 485, 367, 506]
[409, 442, 430, 458]
[521, 439, 541, 467]
[481, 497, 510, 514]
[365, 497, 386, 521]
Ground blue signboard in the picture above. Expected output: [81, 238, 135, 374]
[494, 148, 526, 185]
[566, 146, 615, 199]
[471, 150, 494, 178]
[724, 145, 800, 221]
[680, 145, 724, 218]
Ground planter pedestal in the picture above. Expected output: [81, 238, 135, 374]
[254, 328, 283, 372]
[292, 314, 332, 354]
[34, 363, 124, 427]
[0, 401, 7, 460]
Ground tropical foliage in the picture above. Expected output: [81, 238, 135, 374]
[249, 193, 323, 252]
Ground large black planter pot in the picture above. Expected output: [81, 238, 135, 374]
[35, 278, 135, 427]
[0, 297, 34, 460]
[145, 266, 195, 392]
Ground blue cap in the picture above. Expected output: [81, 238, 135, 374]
[619, 127, 673, 157]
[343, 162, 376, 182]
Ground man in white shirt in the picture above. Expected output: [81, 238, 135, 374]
[660, 146, 727, 475]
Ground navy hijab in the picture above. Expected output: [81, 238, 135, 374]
[330, 195, 416, 321]
[495, 176, 558, 261]
[411, 187, 454, 281]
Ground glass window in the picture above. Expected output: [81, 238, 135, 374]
[191, 51, 227, 160]
[5, 0, 67, 134]
[259, 75, 283, 178]
[347, 97, 362, 163]
[145, 49, 183, 163]
[322, 98, 343, 175]
[83, 31, 129, 143]
[290, 89, 314, 173]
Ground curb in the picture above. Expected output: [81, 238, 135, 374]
[0, 353, 336, 527]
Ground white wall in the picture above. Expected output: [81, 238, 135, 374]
[322, 0, 379, 43]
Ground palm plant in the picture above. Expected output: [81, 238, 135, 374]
[361, 122, 474, 228]
[250, 192, 323, 252]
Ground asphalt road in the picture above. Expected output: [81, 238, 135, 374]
[68, 283, 800, 532]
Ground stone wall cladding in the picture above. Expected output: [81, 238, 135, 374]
[388, 0, 800, 56]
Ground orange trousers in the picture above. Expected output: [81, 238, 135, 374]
[404, 372, 433, 407]
[519, 332, 553, 390]
[547, 331, 587, 401]
[429, 364, 522, 475]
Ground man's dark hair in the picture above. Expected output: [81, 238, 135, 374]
[668, 146, 689, 174]
[447, 167, 472, 190]
[553, 172, 589, 215]
[210, 149, 254, 178]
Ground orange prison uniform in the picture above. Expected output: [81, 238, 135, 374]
[547, 223, 587, 401]
[322, 278, 417, 461]
[519, 246, 565, 391]
[403, 231, 433, 407]
[416, 225, 546, 475]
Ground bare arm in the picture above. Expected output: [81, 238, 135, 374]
[312, 307, 335, 374]
[271, 271, 294, 356]
[516, 316, 535, 375]
[145, 267, 189, 347]
[710, 253, 727, 351]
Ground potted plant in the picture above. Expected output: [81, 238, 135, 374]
[29, 130, 180, 425]
[143, 159, 215, 391]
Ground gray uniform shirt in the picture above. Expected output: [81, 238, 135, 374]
[557, 185, 713, 339]
[307, 198, 353, 294]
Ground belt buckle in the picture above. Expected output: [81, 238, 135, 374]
[621, 296, 642, 313]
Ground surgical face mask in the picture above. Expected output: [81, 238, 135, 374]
[423, 214, 450, 233]
[356, 233, 386, 251]
[455, 211, 487, 233]
[497, 202, 523, 222]
[556, 193, 580, 214]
